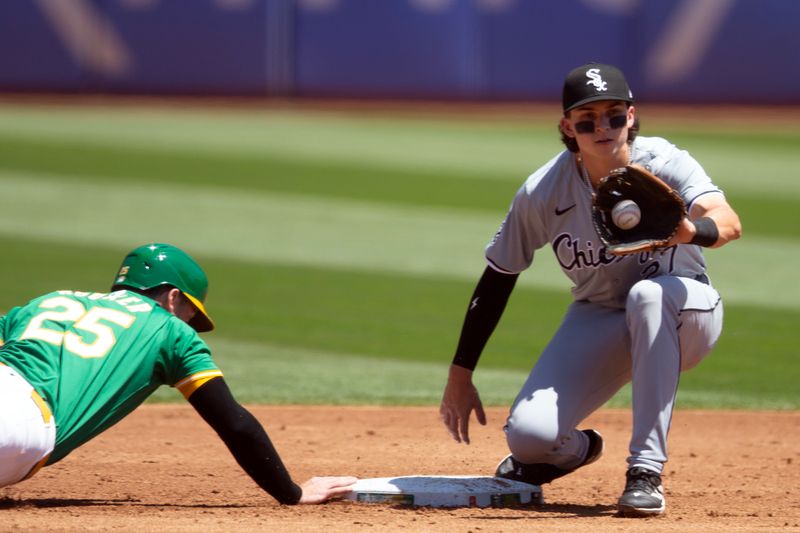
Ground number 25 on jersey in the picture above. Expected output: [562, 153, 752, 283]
[20, 296, 135, 359]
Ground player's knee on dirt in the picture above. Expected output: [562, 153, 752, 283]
[505, 389, 562, 464]
[506, 424, 561, 465]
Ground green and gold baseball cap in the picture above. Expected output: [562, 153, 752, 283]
[112, 243, 215, 332]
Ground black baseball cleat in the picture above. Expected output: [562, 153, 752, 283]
[494, 429, 604, 485]
[617, 467, 666, 517]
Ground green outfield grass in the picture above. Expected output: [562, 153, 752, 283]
[0, 101, 797, 409]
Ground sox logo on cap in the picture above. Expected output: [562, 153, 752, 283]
[585, 68, 608, 92]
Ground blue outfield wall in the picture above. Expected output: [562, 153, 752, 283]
[1, 0, 798, 104]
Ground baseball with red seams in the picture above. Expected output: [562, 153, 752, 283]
[612, 199, 641, 230]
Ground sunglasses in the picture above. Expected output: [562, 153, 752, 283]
[574, 114, 627, 134]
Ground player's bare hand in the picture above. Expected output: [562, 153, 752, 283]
[298, 476, 359, 504]
[439, 364, 486, 445]
[667, 217, 695, 247]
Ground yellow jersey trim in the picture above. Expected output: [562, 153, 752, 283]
[31, 388, 53, 424]
[175, 370, 223, 399]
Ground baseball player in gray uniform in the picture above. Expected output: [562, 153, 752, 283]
[439, 63, 742, 517]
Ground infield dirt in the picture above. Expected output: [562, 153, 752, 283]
[1, 405, 798, 532]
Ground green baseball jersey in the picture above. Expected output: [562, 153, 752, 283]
[0, 289, 222, 464]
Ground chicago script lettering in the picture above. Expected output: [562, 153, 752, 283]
[553, 233, 620, 270]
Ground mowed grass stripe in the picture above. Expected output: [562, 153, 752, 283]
[0, 104, 555, 181]
[3, 103, 798, 197]
[0, 170, 797, 310]
[146, 337, 531, 406]
[0, 135, 519, 213]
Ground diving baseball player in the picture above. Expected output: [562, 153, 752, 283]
[0, 243, 356, 503]
[439, 63, 741, 517]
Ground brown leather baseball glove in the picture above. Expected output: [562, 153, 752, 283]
[592, 164, 686, 256]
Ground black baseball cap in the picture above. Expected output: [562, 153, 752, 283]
[562, 63, 633, 113]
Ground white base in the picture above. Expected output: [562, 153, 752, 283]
[345, 475, 544, 508]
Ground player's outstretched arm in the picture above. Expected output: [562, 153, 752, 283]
[189, 377, 355, 504]
[441, 266, 518, 444]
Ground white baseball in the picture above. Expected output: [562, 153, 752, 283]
[611, 199, 641, 230]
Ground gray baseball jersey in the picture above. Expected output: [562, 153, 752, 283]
[486, 136, 722, 308]
[490, 135, 726, 475]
